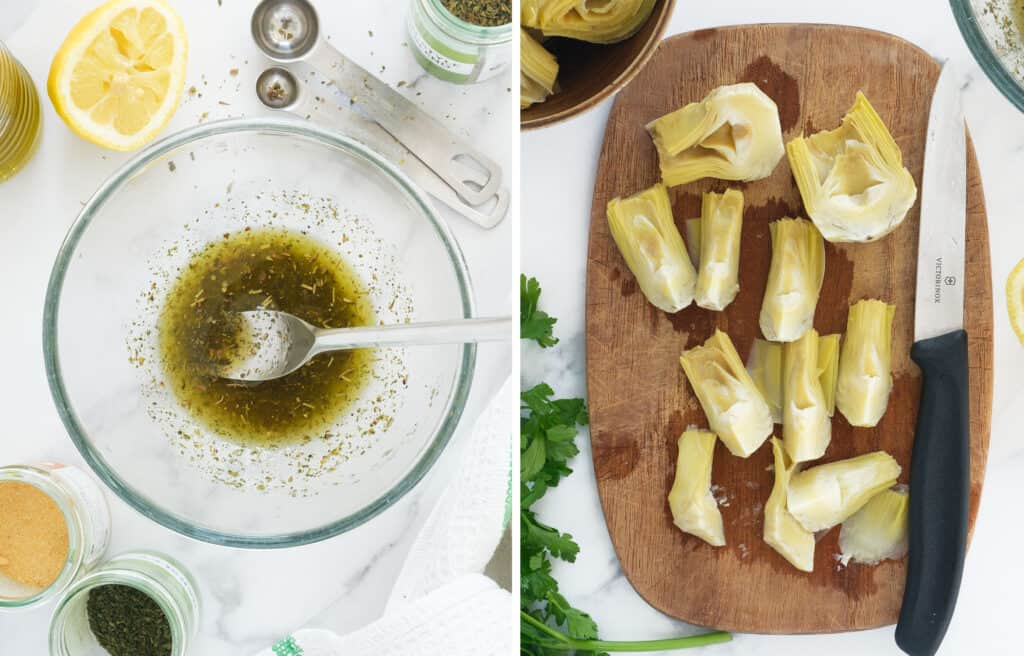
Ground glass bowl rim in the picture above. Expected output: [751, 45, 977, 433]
[42, 117, 477, 548]
[950, 0, 1024, 112]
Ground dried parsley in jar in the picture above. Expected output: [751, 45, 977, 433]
[440, 0, 511, 26]
[87, 585, 172, 656]
[407, 0, 513, 83]
[49, 551, 200, 656]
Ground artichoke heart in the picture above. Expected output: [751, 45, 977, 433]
[679, 330, 773, 458]
[782, 330, 832, 463]
[520, 29, 559, 109]
[765, 438, 815, 572]
[647, 83, 785, 187]
[787, 92, 918, 243]
[836, 299, 896, 428]
[746, 339, 782, 424]
[695, 189, 744, 311]
[668, 428, 726, 547]
[759, 218, 825, 342]
[522, 0, 657, 44]
[607, 183, 697, 313]
[817, 333, 842, 417]
[685, 218, 701, 268]
[838, 485, 909, 565]
[786, 451, 901, 533]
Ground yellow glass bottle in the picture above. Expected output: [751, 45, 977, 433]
[0, 41, 42, 182]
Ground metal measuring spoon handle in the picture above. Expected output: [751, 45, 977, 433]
[251, 0, 503, 207]
[256, 67, 509, 229]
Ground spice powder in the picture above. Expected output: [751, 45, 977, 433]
[0, 481, 69, 588]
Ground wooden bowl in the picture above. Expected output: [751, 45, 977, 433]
[520, 0, 677, 131]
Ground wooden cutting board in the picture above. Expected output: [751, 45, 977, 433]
[585, 24, 993, 634]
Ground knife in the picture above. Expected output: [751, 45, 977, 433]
[895, 63, 969, 656]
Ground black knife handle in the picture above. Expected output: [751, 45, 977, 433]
[896, 330, 970, 656]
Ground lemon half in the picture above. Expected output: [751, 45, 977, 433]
[1008, 258, 1024, 346]
[48, 0, 187, 151]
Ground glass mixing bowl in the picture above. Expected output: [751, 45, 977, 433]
[951, 0, 1024, 111]
[44, 118, 475, 548]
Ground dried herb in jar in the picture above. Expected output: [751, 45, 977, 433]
[441, 0, 511, 27]
[87, 585, 172, 656]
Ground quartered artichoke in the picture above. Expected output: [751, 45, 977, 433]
[521, 0, 657, 44]
[759, 218, 825, 342]
[685, 218, 701, 267]
[695, 189, 744, 311]
[839, 485, 909, 565]
[764, 438, 815, 572]
[607, 183, 697, 313]
[668, 428, 726, 547]
[746, 339, 782, 424]
[817, 333, 841, 417]
[782, 330, 832, 464]
[787, 92, 918, 243]
[836, 299, 896, 428]
[647, 83, 785, 187]
[786, 451, 901, 533]
[679, 330, 773, 458]
[520, 29, 558, 109]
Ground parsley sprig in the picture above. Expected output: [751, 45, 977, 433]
[520, 277, 731, 655]
[521, 275, 559, 348]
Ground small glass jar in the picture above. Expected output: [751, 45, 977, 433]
[50, 551, 201, 656]
[407, 0, 513, 84]
[0, 463, 111, 611]
[0, 40, 43, 182]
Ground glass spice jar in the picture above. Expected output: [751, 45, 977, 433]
[49, 551, 201, 656]
[0, 40, 43, 182]
[0, 463, 111, 611]
[407, 0, 513, 84]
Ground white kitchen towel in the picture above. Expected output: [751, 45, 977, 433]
[256, 375, 515, 656]
[387, 373, 514, 608]
[264, 576, 514, 656]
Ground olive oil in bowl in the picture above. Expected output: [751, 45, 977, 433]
[158, 228, 375, 445]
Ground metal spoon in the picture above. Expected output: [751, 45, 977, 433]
[255, 67, 509, 229]
[218, 310, 514, 382]
[250, 0, 503, 206]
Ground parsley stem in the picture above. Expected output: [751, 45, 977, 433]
[521, 611, 732, 651]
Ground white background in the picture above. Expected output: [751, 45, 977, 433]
[522, 1, 1024, 655]
[0, 1, 516, 654]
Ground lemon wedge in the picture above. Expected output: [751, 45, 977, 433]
[48, 0, 187, 151]
[1008, 257, 1024, 345]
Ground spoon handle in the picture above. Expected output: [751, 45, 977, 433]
[311, 317, 515, 353]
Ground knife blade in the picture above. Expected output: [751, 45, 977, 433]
[895, 63, 970, 656]
[913, 64, 967, 343]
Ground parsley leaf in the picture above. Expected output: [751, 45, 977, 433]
[521, 275, 559, 348]
[520, 278, 731, 654]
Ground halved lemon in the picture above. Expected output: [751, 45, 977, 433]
[1008, 257, 1024, 345]
[48, 0, 187, 151]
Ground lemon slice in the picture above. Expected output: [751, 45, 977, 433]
[1008, 257, 1024, 345]
[48, 0, 187, 151]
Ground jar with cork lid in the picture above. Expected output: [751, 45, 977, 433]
[0, 463, 111, 611]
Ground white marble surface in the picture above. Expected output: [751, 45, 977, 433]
[0, 0, 515, 653]
[523, 1, 1024, 655]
